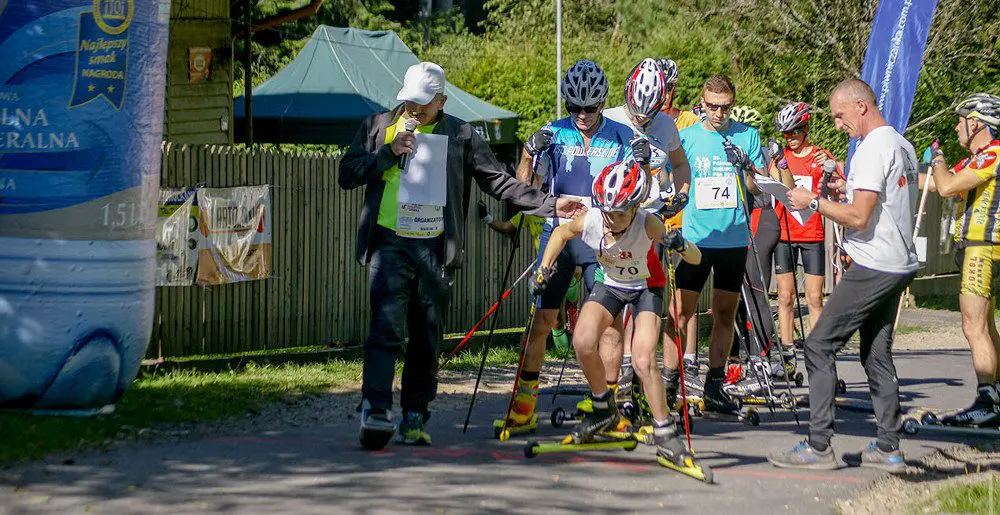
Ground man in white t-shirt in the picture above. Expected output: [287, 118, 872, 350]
[769, 79, 918, 472]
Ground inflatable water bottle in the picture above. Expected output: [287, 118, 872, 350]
[0, 0, 170, 413]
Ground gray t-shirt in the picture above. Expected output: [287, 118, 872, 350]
[843, 125, 919, 274]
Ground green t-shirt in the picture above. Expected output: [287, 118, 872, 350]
[377, 116, 440, 230]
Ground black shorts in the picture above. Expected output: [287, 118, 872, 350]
[536, 224, 599, 309]
[675, 246, 749, 293]
[774, 241, 825, 276]
[587, 282, 664, 317]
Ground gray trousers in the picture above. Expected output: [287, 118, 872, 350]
[805, 263, 915, 450]
[362, 228, 453, 414]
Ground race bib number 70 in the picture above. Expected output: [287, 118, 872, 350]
[694, 176, 738, 209]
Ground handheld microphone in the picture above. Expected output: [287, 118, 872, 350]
[820, 159, 836, 199]
[400, 118, 418, 170]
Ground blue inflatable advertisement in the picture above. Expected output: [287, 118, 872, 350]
[0, 0, 170, 413]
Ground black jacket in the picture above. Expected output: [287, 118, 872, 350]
[338, 104, 556, 268]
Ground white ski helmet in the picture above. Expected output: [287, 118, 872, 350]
[654, 58, 679, 86]
[561, 59, 609, 107]
[624, 58, 668, 118]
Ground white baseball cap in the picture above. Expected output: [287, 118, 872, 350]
[396, 62, 446, 105]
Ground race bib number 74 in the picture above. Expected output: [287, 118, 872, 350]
[695, 176, 738, 209]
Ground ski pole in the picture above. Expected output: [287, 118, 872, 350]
[461, 206, 527, 433]
[495, 295, 541, 441]
[666, 251, 693, 451]
[892, 142, 937, 333]
[438, 262, 533, 372]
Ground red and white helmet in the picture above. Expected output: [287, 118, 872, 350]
[592, 160, 649, 212]
[775, 102, 811, 133]
[624, 58, 667, 118]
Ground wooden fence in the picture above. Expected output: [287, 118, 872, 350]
[152, 144, 960, 358]
[151, 144, 536, 358]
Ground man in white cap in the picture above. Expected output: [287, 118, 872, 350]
[339, 61, 586, 451]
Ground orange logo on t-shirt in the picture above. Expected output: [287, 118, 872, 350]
[898, 176, 907, 187]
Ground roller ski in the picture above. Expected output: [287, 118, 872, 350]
[528, 391, 639, 456]
[685, 369, 762, 426]
[903, 385, 1000, 439]
[652, 420, 714, 483]
[359, 399, 396, 450]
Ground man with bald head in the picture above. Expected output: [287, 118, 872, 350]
[770, 79, 919, 472]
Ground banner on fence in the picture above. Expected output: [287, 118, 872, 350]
[195, 186, 272, 285]
[156, 188, 201, 286]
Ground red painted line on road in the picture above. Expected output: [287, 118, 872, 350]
[714, 468, 866, 484]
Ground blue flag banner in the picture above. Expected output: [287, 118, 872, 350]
[845, 0, 937, 175]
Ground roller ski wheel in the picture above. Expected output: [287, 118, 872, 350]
[794, 372, 804, 387]
[656, 451, 714, 484]
[550, 407, 568, 428]
[493, 413, 538, 441]
[523, 434, 639, 458]
[837, 379, 847, 395]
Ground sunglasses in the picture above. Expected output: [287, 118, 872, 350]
[782, 128, 807, 137]
[702, 101, 734, 113]
[566, 103, 601, 114]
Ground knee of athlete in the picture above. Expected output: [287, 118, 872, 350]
[572, 332, 600, 356]
[806, 290, 823, 310]
[631, 352, 656, 380]
[712, 306, 737, 326]
[534, 309, 559, 332]
[777, 286, 793, 307]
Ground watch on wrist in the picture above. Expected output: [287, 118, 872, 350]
[809, 197, 820, 211]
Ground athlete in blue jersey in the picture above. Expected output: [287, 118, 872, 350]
[497, 60, 649, 434]
[661, 74, 767, 414]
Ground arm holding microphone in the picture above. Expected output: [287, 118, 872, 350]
[787, 161, 878, 231]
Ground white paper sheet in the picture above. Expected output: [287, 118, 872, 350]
[755, 176, 814, 225]
[398, 133, 448, 206]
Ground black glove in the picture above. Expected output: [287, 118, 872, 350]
[724, 140, 750, 170]
[663, 229, 686, 253]
[525, 128, 554, 156]
[630, 136, 651, 165]
[658, 192, 688, 220]
[476, 200, 491, 223]
[528, 264, 555, 297]
[766, 138, 784, 164]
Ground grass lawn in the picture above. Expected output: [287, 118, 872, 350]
[929, 474, 1000, 514]
[0, 340, 550, 465]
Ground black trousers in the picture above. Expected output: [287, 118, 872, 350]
[804, 264, 915, 450]
[362, 228, 454, 415]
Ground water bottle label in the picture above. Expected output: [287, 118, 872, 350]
[0, 0, 168, 240]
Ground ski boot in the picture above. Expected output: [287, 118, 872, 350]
[662, 366, 680, 409]
[703, 367, 742, 414]
[570, 391, 621, 444]
[494, 377, 539, 439]
[724, 358, 743, 386]
[615, 357, 635, 407]
[941, 385, 1000, 427]
[653, 419, 713, 483]
[359, 399, 395, 450]
[771, 347, 804, 387]
[398, 411, 432, 445]
[683, 358, 706, 399]
[724, 373, 767, 398]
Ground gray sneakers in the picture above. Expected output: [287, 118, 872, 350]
[768, 440, 839, 470]
[843, 440, 906, 472]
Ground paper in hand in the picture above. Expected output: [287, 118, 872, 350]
[755, 176, 814, 225]
[398, 133, 449, 206]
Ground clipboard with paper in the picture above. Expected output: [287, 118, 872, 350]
[398, 133, 449, 206]
[754, 176, 815, 225]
